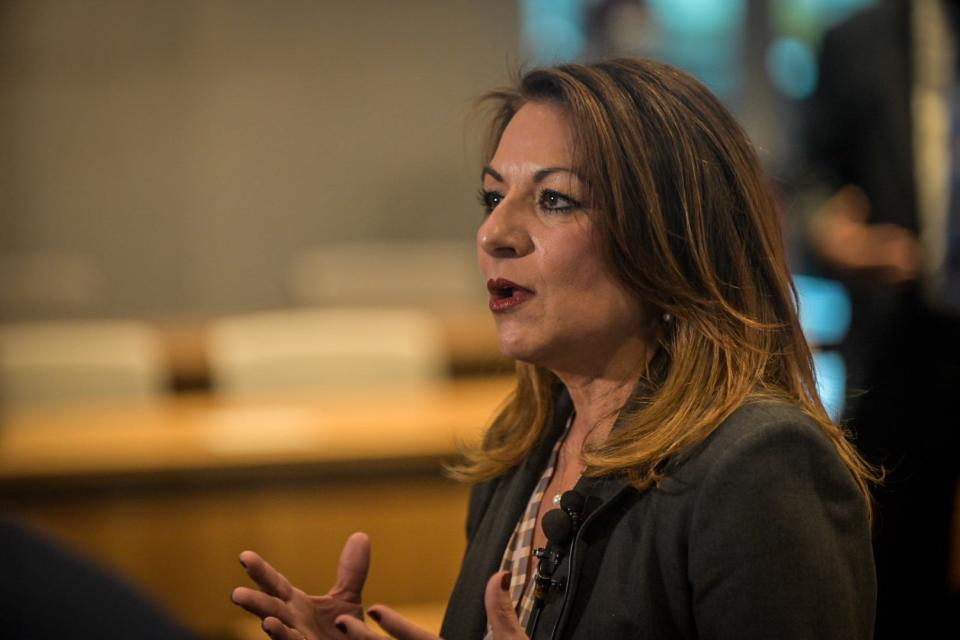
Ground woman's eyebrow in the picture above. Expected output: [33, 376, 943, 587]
[481, 166, 504, 182]
[533, 166, 581, 183]
[481, 165, 584, 183]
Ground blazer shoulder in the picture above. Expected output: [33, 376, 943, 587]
[666, 400, 843, 488]
[675, 402, 876, 639]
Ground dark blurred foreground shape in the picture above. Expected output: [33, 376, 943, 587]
[0, 514, 194, 640]
[800, 0, 960, 636]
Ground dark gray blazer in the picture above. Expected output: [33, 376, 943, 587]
[439, 393, 876, 639]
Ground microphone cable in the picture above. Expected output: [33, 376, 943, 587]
[525, 490, 584, 638]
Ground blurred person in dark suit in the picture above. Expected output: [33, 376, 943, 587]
[0, 514, 194, 640]
[801, 0, 960, 636]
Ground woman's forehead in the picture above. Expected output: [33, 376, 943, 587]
[489, 102, 574, 173]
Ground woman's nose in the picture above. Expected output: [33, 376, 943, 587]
[477, 202, 534, 258]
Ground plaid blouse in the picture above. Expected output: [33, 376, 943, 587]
[484, 415, 572, 638]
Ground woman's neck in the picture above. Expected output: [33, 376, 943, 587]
[553, 338, 650, 448]
[563, 376, 637, 447]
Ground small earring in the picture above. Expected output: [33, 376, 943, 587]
[662, 312, 672, 322]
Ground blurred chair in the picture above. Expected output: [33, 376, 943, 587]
[0, 251, 106, 320]
[286, 241, 484, 308]
[0, 320, 166, 410]
[206, 307, 449, 396]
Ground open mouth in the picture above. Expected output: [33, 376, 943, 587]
[486, 278, 534, 312]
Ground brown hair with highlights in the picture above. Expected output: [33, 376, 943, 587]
[450, 58, 878, 516]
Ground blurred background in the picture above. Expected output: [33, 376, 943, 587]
[3, 1, 954, 639]
[0, 0, 863, 400]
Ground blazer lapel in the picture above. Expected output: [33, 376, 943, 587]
[441, 388, 574, 639]
[541, 474, 634, 639]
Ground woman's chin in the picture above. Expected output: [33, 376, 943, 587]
[496, 335, 550, 368]
[496, 335, 532, 363]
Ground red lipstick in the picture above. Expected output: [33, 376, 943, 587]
[486, 278, 534, 313]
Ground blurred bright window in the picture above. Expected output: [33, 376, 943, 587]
[769, 0, 876, 99]
[795, 274, 852, 420]
[521, 0, 587, 63]
[646, 0, 746, 99]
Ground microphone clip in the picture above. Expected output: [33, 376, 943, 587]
[525, 490, 585, 637]
[532, 546, 566, 599]
[530, 490, 585, 601]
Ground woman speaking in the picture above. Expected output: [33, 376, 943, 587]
[232, 58, 877, 640]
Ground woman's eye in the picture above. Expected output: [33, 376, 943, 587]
[477, 189, 503, 213]
[538, 189, 580, 212]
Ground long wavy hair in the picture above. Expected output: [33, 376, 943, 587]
[450, 58, 878, 516]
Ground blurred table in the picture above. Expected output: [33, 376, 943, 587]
[0, 375, 514, 638]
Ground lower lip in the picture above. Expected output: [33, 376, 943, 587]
[489, 289, 534, 313]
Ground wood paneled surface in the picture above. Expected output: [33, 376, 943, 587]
[0, 376, 514, 638]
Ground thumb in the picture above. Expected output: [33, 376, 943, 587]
[330, 531, 371, 603]
[833, 185, 871, 223]
[484, 571, 527, 639]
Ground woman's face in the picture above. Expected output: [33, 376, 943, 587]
[477, 101, 649, 376]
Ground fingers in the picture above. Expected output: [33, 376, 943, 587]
[365, 605, 438, 640]
[262, 616, 307, 640]
[234, 538, 370, 639]
[240, 550, 296, 601]
[335, 614, 383, 640]
[484, 571, 527, 640]
[231, 586, 288, 621]
[330, 532, 371, 602]
[870, 225, 921, 283]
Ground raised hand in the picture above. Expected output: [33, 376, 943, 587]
[333, 570, 528, 640]
[333, 604, 438, 640]
[481, 571, 528, 640]
[810, 185, 921, 284]
[232, 531, 371, 640]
